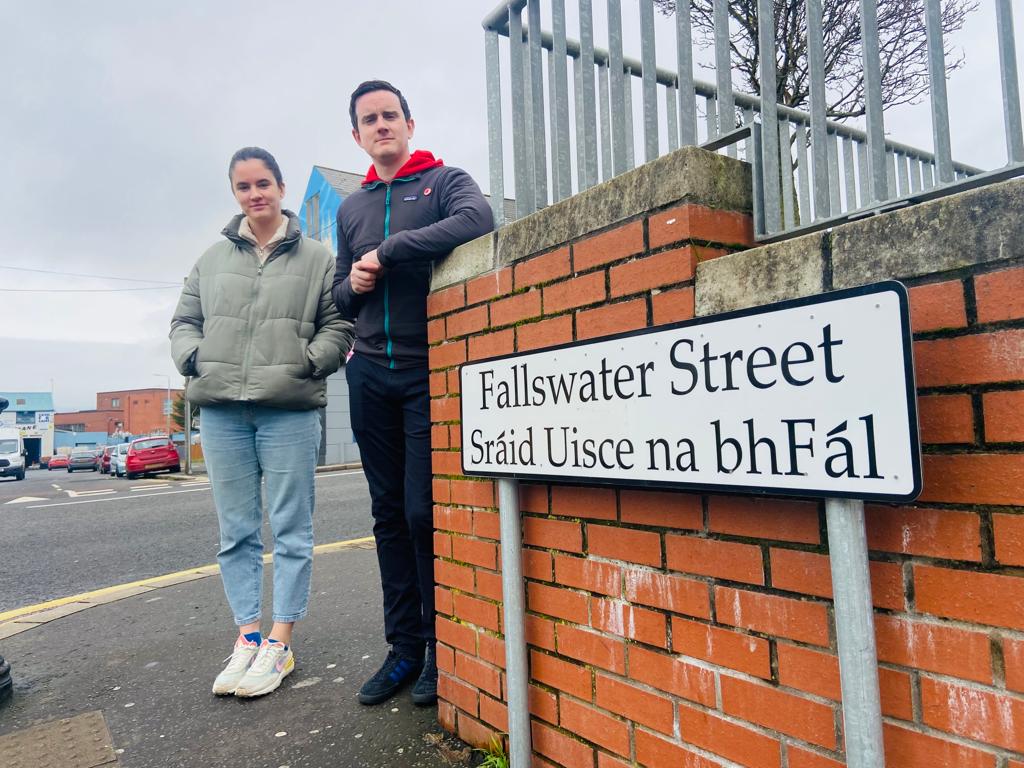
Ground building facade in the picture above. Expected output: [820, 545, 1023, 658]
[56, 387, 183, 437]
[0, 391, 55, 465]
[300, 166, 366, 465]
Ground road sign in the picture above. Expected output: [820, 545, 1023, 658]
[461, 281, 921, 502]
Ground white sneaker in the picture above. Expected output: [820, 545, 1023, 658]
[233, 641, 294, 698]
[212, 636, 260, 696]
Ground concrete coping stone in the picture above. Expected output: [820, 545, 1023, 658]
[431, 145, 753, 291]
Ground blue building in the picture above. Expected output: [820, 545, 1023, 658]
[0, 391, 55, 466]
[299, 167, 366, 466]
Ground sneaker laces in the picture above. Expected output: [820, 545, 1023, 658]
[221, 641, 258, 673]
[248, 642, 287, 676]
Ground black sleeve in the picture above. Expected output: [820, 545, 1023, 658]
[375, 168, 494, 267]
[331, 199, 364, 319]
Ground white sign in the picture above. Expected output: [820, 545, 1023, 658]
[460, 282, 921, 502]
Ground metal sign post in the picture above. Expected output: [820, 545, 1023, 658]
[827, 497, 885, 766]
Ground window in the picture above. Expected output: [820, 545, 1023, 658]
[111, 398, 120, 408]
[307, 193, 320, 240]
[132, 438, 170, 450]
[15, 411, 34, 425]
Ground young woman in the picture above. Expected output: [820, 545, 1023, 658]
[170, 147, 353, 697]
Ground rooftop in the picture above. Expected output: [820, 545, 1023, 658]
[0, 392, 54, 412]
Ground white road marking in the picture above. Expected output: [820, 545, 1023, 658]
[5, 496, 47, 504]
[66, 489, 116, 498]
[25, 470, 363, 509]
[28, 487, 214, 508]
[131, 484, 169, 491]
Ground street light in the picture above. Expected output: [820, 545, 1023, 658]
[153, 373, 171, 437]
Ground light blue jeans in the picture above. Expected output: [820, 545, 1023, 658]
[200, 403, 321, 625]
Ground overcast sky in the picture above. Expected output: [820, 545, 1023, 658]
[1, 1, 1020, 411]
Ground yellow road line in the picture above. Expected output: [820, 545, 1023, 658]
[0, 535, 375, 624]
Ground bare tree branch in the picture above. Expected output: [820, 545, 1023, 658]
[654, 0, 977, 121]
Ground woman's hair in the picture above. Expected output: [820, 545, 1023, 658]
[228, 146, 283, 186]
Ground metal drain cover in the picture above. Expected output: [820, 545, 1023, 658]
[0, 710, 117, 768]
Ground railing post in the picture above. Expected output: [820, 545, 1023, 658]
[528, 0, 548, 209]
[924, 0, 954, 183]
[509, 5, 535, 216]
[640, 0, 659, 163]
[713, 0, 736, 156]
[578, 0, 599, 189]
[552, 0, 573, 200]
[484, 26, 506, 227]
[995, 0, 1024, 165]
[757, 0, 781, 233]
[675, 0, 697, 146]
[807, 0, 830, 219]
[860, 0, 889, 202]
[608, 0, 629, 174]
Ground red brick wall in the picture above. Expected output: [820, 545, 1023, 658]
[428, 207, 1024, 766]
[97, 388, 183, 435]
[54, 409, 124, 434]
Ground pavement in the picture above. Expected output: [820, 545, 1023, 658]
[0, 537, 478, 768]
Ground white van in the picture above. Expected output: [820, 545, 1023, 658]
[0, 427, 25, 481]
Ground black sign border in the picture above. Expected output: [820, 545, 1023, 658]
[458, 280, 922, 503]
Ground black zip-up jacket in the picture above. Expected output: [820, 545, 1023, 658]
[332, 151, 493, 370]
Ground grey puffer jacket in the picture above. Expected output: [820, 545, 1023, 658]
[170, 211, 354, 409]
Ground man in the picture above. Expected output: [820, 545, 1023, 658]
[333, 80, 493, 706]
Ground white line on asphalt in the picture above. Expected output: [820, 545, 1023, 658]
[5, 496, 47, 504]
[131, 484, 169, 491]
[26, 470, 364, 509]
[27, 487, 213, 508]
[66, 489, 116, 497]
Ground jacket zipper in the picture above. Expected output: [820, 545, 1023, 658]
[238, 252, 263, 399]
[383, 184, 395, 369]
[236, 230, 297, 398]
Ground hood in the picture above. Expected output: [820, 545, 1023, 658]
[362, 150, 443, 186]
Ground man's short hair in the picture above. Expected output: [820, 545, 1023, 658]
[349, 80, 411, 129]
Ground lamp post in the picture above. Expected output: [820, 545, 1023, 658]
[153, 374, 171, 437]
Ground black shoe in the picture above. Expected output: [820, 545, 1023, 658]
[0, 655, 12, 706]
[411, 646, 437, 706]
[358, 649, 423, 706]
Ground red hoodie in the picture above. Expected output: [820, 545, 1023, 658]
[362, 149, 444, 186]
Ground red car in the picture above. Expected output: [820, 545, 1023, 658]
[100, 445, 116, 474]
[125, 436, 181, 479]
[47, 454, 70, 470]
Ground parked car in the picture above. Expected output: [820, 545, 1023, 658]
[100, 445, 116, 474]
[48, 454, 70, 471]
[112, 443, 130, 477]
[125, 436, 180, 479]
[0, 428, 25, 481]
[68, 448, 101, 473]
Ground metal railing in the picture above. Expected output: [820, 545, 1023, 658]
[483, 0, 1024, 240]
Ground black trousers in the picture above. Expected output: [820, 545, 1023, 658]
[346, 353, 434, 658]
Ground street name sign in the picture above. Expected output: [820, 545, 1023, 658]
[460, 281, 921, 502]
